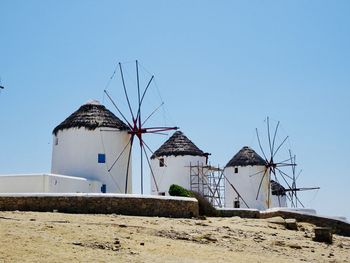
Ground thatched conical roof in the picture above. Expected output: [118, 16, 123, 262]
[226, 146, 266, 167]
[271, 180, 286, 196]
[151, 131, 208, 159]
[53, 100, 130, 135]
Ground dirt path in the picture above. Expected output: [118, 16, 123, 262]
[0, 211, 349, 262]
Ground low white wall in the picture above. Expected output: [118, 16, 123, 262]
[0, 174, 102, 193]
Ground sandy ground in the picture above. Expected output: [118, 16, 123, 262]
[0, 211, 349, 263]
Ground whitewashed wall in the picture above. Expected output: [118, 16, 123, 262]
[51, 127, 132, 193]
[271, 193, 287, 207]
[0, 174, 102, 193]
[224, 165, 271, 210]
[150, 155, 207, 195]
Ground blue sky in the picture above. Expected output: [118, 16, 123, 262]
[0, 1, 349, 218]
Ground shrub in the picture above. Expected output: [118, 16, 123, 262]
[169, 184, 193, 197]
[168, 184, 218, 216]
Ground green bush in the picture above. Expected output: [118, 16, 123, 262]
[168, 184, 218, 217]
[169, 184, 193, 197]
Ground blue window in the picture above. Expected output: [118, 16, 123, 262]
[98, 153, 106, 163]
[101, 184, 107, 193]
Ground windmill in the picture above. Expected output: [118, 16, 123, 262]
[103, 60, 178, 194]
[283, 151, 320, 208]
[253, 117, 319, 208]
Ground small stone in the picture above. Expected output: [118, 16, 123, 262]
[195, 222, 209, 226]
[313, 227, 333, 244]
[289, 243, 302, 249]
[285, 218, 298, 230]
[29, 218, 36, 221]
[140, 242, 145, 246]
[273, 240, 285, 246]
[267, 216, 285, 225]
[202, 234, 217, 242]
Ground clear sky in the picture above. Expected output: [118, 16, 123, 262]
[0, 1, 349, 219]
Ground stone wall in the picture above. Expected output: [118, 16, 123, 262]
[217, 208, 260, 218]
[260, 210, 350, 237]
[0, 194, 198, 218]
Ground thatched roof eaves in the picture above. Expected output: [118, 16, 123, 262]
[53, 102, 130, 135]
[151, 131, 208, 159]
[271, 180, 286, 196]
[226, 146, 266, 167]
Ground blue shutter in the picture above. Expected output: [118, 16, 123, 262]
[98, 153, 106, 163]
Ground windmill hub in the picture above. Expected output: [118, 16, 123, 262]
[265, 162, 277, 169]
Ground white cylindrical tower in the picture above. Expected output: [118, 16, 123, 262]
[270, 180, 287, 207]
[224, 146, 271, 210]
[51, 100, 132, 193]
[150, 131, 209, 196]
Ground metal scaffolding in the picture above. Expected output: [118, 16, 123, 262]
[189, 162, 225, 208]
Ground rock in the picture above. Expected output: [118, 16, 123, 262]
[202, 234, 217, 242]
[313, 227, 333, 244]
[112, 246, 119, 251]
[273, 240, 285, 246]
[289, 243, 302, 249]
[267, 216, 285, 225]
[285, 218, 298, 230]
[195, 222, 209, 226]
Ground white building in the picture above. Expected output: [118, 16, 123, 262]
[0, 174, 102, 193]
[270, 180, 287, 207]
[224, 146, 272, 210]
[150, 131, 209, 196]
[224, 146, 288, 210]
[51, 100, 132, 193]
